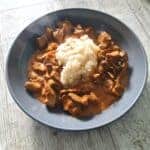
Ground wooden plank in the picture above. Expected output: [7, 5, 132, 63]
[0, 0, 150, 150]
[126, 0, 150, 64]
[0, 0, 48, 12]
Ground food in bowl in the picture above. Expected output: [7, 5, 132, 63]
[25, 20, 129, 117]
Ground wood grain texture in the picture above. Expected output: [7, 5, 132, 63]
[0, 0, 149, 150]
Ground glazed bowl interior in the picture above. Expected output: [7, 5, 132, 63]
[6, 9, 147, 131]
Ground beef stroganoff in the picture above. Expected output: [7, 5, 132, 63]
[25, 21, 128, 117]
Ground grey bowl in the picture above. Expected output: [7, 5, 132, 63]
[6, 8, 148, 131]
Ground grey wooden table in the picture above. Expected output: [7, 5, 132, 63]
[0, 0, 150, 150]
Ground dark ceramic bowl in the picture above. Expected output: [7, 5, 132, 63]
[6, 9, 148, 131]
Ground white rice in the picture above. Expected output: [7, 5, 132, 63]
[56, 35, 99, 86]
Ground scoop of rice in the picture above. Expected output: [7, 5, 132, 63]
[56, 35, 99, 85]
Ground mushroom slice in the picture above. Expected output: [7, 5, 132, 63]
[28, 71, 44, 82]
[68, 93, 89, 106]
[112, 83, 124, 97]
[89, 92, 98, 102]
[53, 29, 64, 43]
[47, 42, 58, 51]
[32, 62, 47, 73]
[45, 91, 56, 107]
[45, 27, 53, 41]
[25, 81, 41, 92]
[97, 31, 111, 43]
[48, 79, 62, 92]
[63, 99, 74, 111]
[60, 89, 79, 95]
[36, 34, 48, 50]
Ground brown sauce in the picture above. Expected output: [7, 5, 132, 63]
[25, 20, 129, 117]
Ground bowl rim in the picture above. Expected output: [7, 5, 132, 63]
[5, 8, 148, 131]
